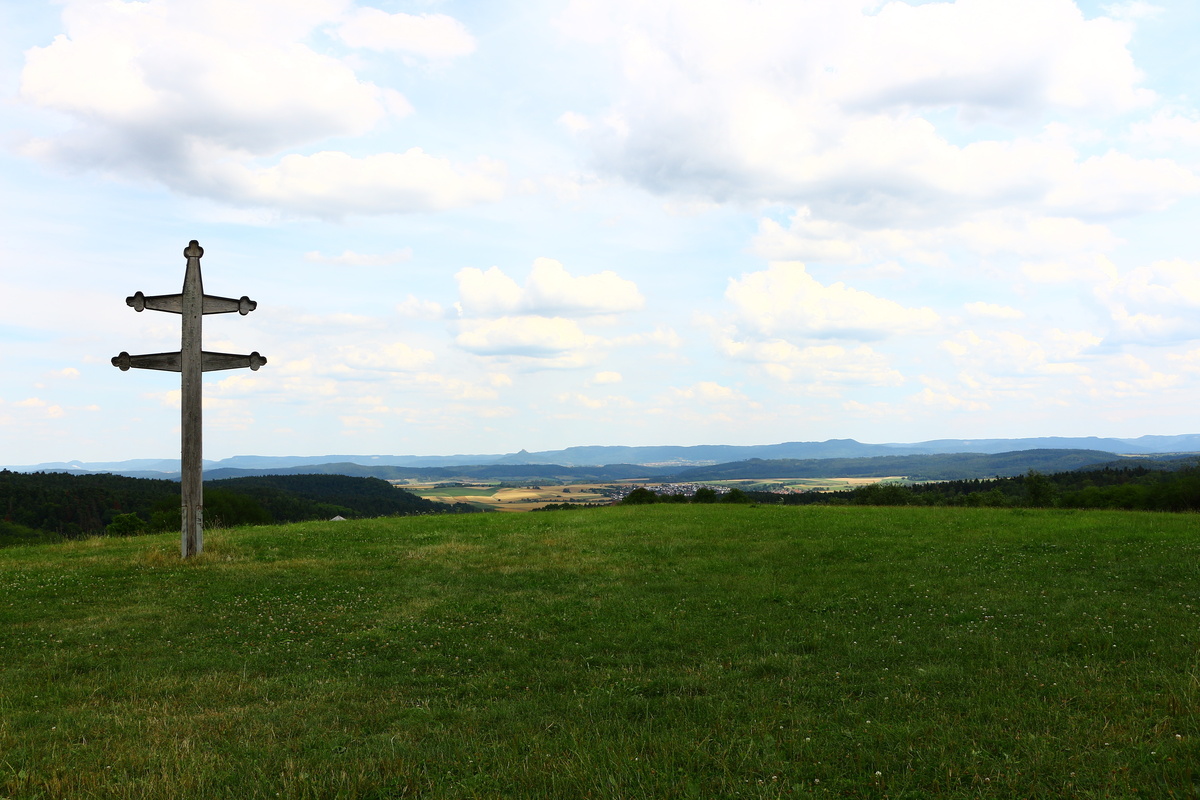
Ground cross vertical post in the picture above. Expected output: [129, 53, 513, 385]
[180, 241, 204, 557]
[112, 240, 267, 558]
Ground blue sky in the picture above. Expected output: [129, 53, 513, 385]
[3, 0, 1200, 464]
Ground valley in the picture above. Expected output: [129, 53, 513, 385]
[398, 476, 906, 510]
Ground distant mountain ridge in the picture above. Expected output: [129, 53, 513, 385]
[674, 450, 1144, 482]
[7, 434, 1200, 477]
[201, 450, 1196, 483]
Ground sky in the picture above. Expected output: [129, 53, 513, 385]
[4, 0, 1200, 464]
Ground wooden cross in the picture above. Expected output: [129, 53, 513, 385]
[112, 240, 266, 557]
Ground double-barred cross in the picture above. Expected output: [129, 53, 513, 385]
[112, 240, 266, 557]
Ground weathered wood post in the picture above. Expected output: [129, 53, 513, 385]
[112, 240, 266, 557]
[180, 240, 204, 558]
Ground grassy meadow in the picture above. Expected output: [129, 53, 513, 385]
[1, 505, 1198, 798]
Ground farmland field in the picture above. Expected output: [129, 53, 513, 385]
[398, 481, 614, 510]
[1, 505, 1198, 798]
[400, 477, 905, 511]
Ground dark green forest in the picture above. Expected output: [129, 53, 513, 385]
[616, 463, 1200, 512]
[0, 471, 476, 546]
[828, 463, 1200, 510]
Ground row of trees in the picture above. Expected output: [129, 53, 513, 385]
[619, 486, 753, 505]
[748, 465, 1200, 511]
[595, 464, 1200, 512]
[535, 486, 756, 510]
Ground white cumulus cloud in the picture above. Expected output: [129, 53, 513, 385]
[725, 262, 940, 341]
[456, 259, 644, 317]
[558, 0, 1170, 223]
[335, 8, 476, 58]
[941, 329, 1094, 375]
[718, 338, 905, 388]
[201, 150, 506, 216]
[1097, 259, 1200, 344]
[1130, 109, 1200, 151]
[341, 342, 436, 372]
[21, 0, 389, 159]
[18, 0, 501, 216]
[455, 316, 597, 358]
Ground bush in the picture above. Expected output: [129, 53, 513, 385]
[622, 487, 659, 505]
[0, 520, 60, 547]
[720, 488, 752, 504]
[850, 483, 911, 506]
[106, 512, 146, 536]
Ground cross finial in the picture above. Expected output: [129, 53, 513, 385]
[184, 240, 204, 259]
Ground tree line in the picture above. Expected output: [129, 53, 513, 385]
[606, 464, 1200, 512]
[0, 470, 477, 546]
[758, 464, 1200, 511]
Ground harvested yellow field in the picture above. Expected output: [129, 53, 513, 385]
[399, 482, 614, 511]
[398, 477, 908, 511]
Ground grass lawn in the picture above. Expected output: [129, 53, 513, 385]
[1, 505, 1198, 798]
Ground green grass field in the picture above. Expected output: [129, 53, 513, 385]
[1, 505, 1198, 798]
